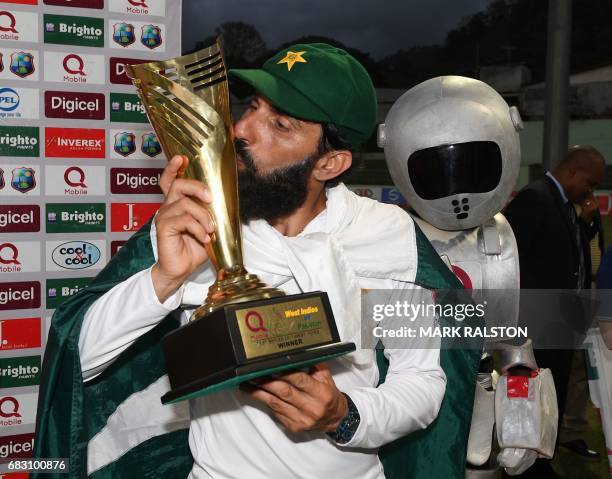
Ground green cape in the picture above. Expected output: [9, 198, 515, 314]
[33, 220, 480, 479]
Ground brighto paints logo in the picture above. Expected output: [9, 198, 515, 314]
[0, 132, 37, 150]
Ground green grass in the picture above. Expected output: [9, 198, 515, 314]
[553, 401, 611, 478]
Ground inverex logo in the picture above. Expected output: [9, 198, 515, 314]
[109, 57, 150, 84]
[0, 205, 40, 233]
[0, 282, 40, 310]
[0, 10, 38, 42]
[46, 240, 106, 272]
[44, 51, 105, 85]
[111, 168, 162, 194]
[45, 127, 105, 158]
[44, 90, 105, 120]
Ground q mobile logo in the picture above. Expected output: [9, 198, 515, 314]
[0, 126, 39, 157]
[46, 277, 90, 309]
[44, 90, 105, 120]
[0, 87, 39, 120]
[108, 0, 166, 17]
[45, 127, 105, 158]
[109, 19, 165, 52]
[0, 318, 41, 351]
[0, 282, 40, 310]
[111, 202, 160, 232]
[0, 357, 41, 388]
[0, 205, 41, 233]
[0, 241, 41, 274]
[109, 57, 150, 85]
[0, 432, 35, 459]
[111, 168, 162, 194]
[0, 165, 41, 197]
[45, 165, 106, 196]
[46, 202, 106, 233]
[43, 14, 104, 48]
[44, 51, 105, 85]
[44, 0, 104, 8]
[0, 48, 38, 81]
[0, 393, 37, 428]
[46, 240, 106, 272]
[0, 10, 38, 42]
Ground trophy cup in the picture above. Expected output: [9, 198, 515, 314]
[126, 39, 355, 404]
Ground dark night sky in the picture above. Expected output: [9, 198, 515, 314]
[182, 0, 492, 59]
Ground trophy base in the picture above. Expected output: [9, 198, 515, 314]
[192, 272, 285, 321]
[161, 291, 355, 404]
[161, 342, 355, 404]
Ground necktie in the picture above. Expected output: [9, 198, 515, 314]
[567, 202, 585, 289]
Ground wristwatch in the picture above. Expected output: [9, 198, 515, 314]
[326, 393, 360, 444]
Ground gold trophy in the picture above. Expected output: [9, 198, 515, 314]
[127, 39, 354, 404]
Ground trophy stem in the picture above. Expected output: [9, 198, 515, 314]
[190, 269, 285, 321]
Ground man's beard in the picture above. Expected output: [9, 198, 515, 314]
[236, 139, 319, 223]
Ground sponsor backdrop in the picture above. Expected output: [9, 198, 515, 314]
[0, 0, 182, 459]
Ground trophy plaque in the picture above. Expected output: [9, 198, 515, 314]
[126, 39, 355, 404]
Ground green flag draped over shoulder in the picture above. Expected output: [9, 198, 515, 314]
[33, 220, 479, 479]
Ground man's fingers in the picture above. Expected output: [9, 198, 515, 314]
[165, 178, 212, 205]
[156, 215, 210, 246]
[157, 197, 215, 235]
[249, 376, 313, 409]
[160, 155, 186, 196]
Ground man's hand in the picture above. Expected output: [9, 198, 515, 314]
[151, 155, 215, 303]
[579, 194, 599, 224]
[242, 363, 349, 434]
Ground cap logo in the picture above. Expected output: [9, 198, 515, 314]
[277, 51, 307, 72]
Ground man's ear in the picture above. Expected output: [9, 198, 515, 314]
[312, 150, 352, 182]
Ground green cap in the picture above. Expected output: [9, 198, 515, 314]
[229, 43, 376, 148]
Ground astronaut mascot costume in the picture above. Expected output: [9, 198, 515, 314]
[378, 76, 558, 477]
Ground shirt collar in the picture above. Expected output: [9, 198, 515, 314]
[545, 171, 569, 203]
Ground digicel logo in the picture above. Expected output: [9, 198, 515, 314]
[0, 282, 40, 310]
[111, 202, 160, 232]
[44, 0, 104, 8]
[111, 168, 162, 194]
[0, 433, 34, 459]
[45, 127, 105, 158]
[109, 57, 149, 85]
[0, 318, 41, 351]
[0, 205, 40, 233]
[44, 90, 105, 120]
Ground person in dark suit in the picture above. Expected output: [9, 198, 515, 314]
[503, 145, 606, 478]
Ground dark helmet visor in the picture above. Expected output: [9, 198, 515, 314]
[407, 141, 503, 200]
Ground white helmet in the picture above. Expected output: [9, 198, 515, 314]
[379, 76, 523, 230]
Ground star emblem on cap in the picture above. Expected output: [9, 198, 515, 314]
[277, 51, 307, 71]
